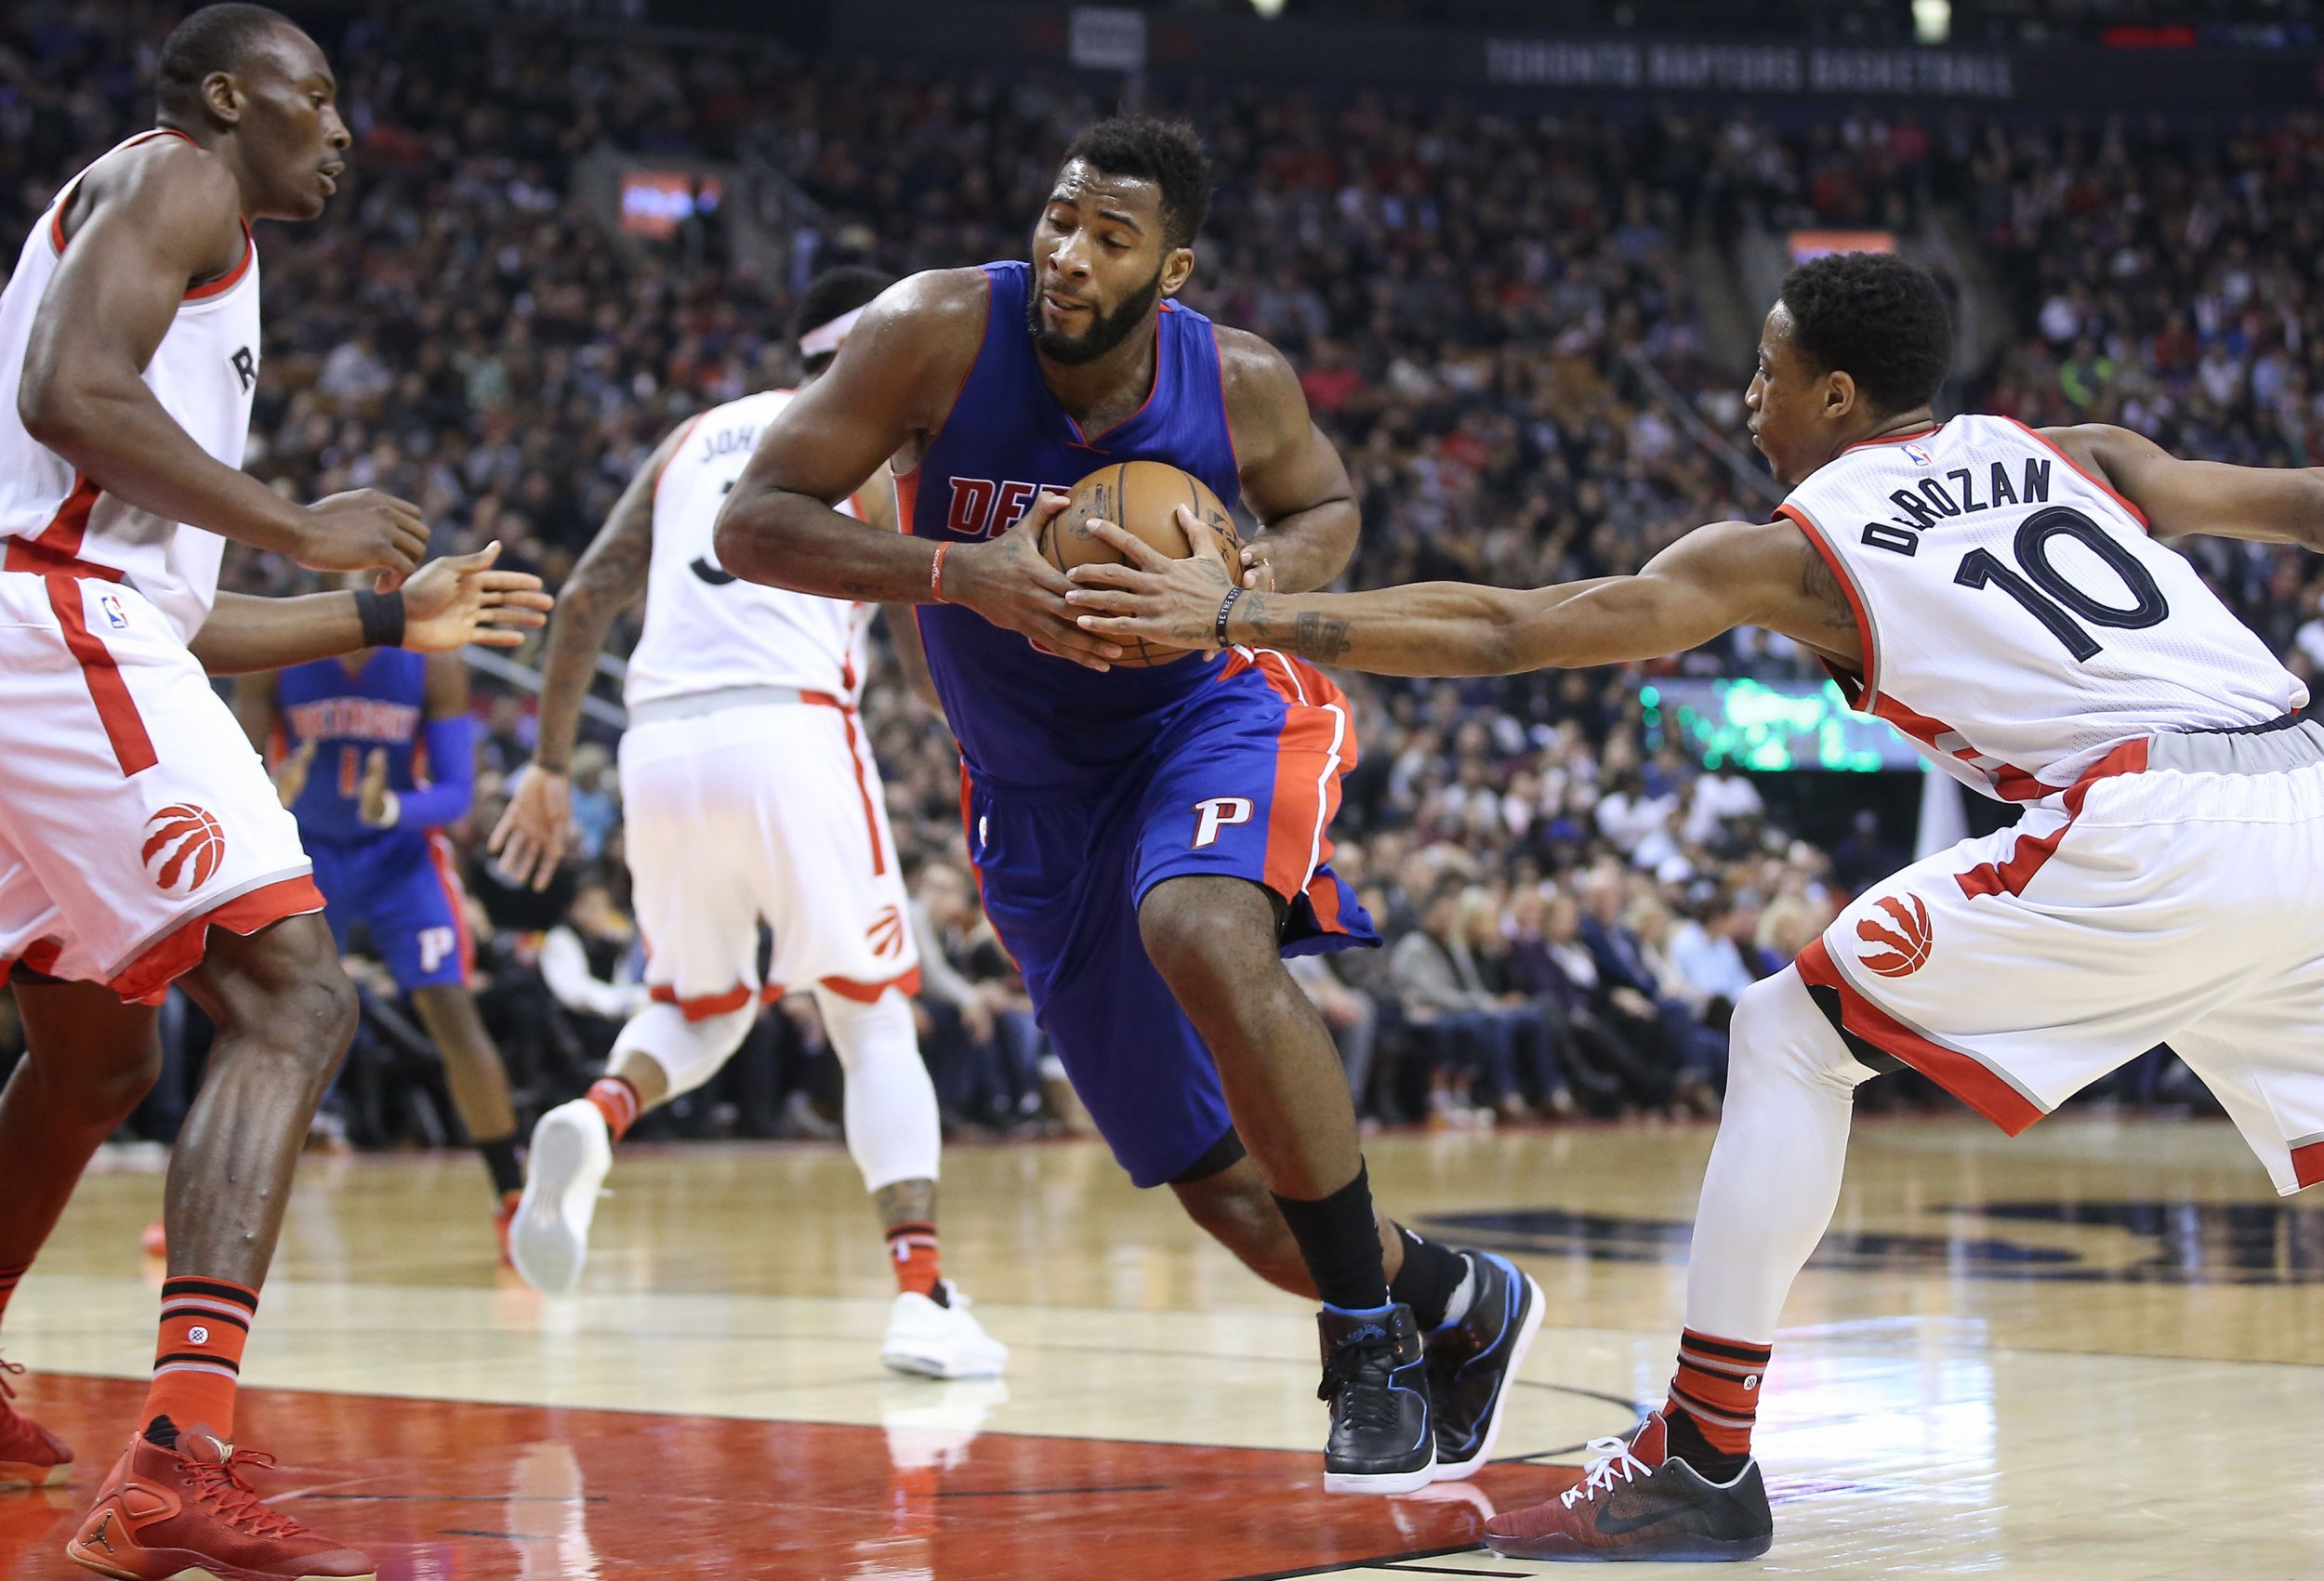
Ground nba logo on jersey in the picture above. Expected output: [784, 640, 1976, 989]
[99, 593, 128, 629]
[1902, 441, 1934, 467]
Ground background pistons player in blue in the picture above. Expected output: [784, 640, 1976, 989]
[715, 116, 1538, 1492]
[236, 638, 524, 1247]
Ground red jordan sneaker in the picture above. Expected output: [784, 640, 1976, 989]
[0, 1358, 73, 1489]
[65, 1422, 375, 1581]
[1481, 1409, 1773, 1562]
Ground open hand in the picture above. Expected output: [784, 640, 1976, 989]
[271, 737, 318, 808]
[944, 492, 1125, 671]
[356, 747, 400, 828]
[1063, 506, 1237, 656]
[488, 764, 572, 890]
[402, 541, 555, 652]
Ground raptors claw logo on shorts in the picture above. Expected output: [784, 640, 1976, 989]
[1856, 891, 1934, 978]
[865, 904, 906, 960]
[141, 803, 226, 895]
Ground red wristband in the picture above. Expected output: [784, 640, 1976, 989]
[930, 543, 951, 603]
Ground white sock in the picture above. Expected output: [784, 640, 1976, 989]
[812, 985, 943, 1191]
[1683, 967, 1877, 1343]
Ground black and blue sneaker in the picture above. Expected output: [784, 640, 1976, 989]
[1316, 1302, 1435, 1494]
[1425, 1251, 1545, 1481]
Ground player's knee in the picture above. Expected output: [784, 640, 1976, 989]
[218, 919, 361, 1066]
[1138, 877, 1269, 985]
[613, 1000, 752, 1101]
[1729, 969, 1868, 1096]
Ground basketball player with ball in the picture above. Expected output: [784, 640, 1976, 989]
[716, 115, 1538, 1493]
[1068, 251, 2324, 1561]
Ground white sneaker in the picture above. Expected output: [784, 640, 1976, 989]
[880, 1281, 1009, 1379]
[508, 1100, 612, 1296]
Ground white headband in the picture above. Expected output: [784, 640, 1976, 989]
[799, 304, 866, 358]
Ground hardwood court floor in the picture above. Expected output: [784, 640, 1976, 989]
[5, 1116, 2323, 1578]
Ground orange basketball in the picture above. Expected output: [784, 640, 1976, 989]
[1040, 460, 1241, 667]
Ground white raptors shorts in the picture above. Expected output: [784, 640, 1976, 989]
[1802, 720, 2324, 1195]
[619, 694, 919, 1021]
[0, 573, 318, 1002]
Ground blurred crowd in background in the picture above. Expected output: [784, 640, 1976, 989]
[0, 2, 2307, 1149]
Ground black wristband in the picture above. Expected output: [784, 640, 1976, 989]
[354, 587, 405, 649]
[1214, 586, 1243, 648]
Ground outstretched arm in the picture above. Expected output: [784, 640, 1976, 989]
[1217, 328, 1360, 593]
[1067, 515, 1820, 678]
[188, 545, 549, 674]
[2050, 423, 2324, 548]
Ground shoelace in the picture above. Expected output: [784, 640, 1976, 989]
[1316, 1343, 1405, 1434]
[1558, 1435, 1654, 1509]
[180, 1445, 308, 1540]
[0, 1355, 22, 1404]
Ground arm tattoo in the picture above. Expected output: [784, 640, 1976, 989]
[568, 505, 654, 613]
[1235, 592, 1353, 663]
[1292, 609, 1352, 663]
[1799, 542, 1854, 629]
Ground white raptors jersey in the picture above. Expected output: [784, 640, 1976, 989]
[1782, 415, 2305, 799]
[624, 388, 884, 708]
[0, 130, 261, 642]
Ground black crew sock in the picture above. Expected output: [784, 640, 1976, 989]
[1389, 1225, 1469, 1330]
[1663, 1403, 1750, 1482]
[1273, 1163, 1391, 1312]
[479, 1135, 523, 1198]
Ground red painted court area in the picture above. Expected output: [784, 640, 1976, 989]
[2, 1375, 1578, 1579]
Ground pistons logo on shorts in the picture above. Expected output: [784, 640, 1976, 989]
[1855, 892, 1934, 978]
[141, 803, 227, 895]
[865, 905, 906, 960]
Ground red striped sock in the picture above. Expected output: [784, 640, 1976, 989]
[885, 1222, 943, 1301]
[1664, 1328, 1772, 1463]
[142, 1276, 258, 1443]
[0, 1261, 29, 1333]
[587, 1076, 641, 1143]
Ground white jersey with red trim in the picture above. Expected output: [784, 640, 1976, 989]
[624, 388, 883, 709]
[1782, 414, 2304, 799]
[0, 131, 261, 643]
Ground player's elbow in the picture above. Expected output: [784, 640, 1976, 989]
[710, 483, 791, 580]
[16, 369, 89, 452]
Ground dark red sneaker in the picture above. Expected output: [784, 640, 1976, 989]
[1482, 1409, 1773, 1562]
[0, 1359, 73, 1489]
[65, 1422, 375, 1581]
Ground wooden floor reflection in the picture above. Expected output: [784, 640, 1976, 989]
[5, 1116, 2323, 1577]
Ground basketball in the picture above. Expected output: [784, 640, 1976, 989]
[1039, 460, 1241, 666]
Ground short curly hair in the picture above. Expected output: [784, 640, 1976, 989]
[1061, 115, 1211, 250]
[1778, 253, 1953, 417]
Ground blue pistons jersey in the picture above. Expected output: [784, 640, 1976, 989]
[899, 260, 1378, 1188]
[278, 651, 429, 842]
[276, 652, 473, 991]
[905, 260, 1245, 794]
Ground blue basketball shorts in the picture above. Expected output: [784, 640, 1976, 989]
[961, 650, 1379, 1187]
[305, 829, 473, 993]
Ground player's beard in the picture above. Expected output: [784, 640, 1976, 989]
[1027, 266, 1162, 365]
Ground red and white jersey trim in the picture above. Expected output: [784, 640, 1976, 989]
[0, 130, 261, 641]
[1780, 414, 2304, 800]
